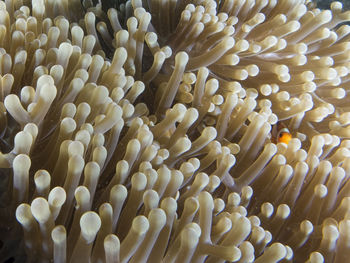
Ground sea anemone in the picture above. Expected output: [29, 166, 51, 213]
[0, 0, 350, 262]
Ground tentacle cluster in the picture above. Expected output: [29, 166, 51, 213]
[0, 0, 350, 263]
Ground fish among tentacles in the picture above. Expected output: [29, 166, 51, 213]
[271, 121, 292, 145]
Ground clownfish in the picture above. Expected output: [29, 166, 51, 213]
[271, 122, 292, 145]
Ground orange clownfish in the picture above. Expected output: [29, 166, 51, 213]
[271, 122, 292, 145]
